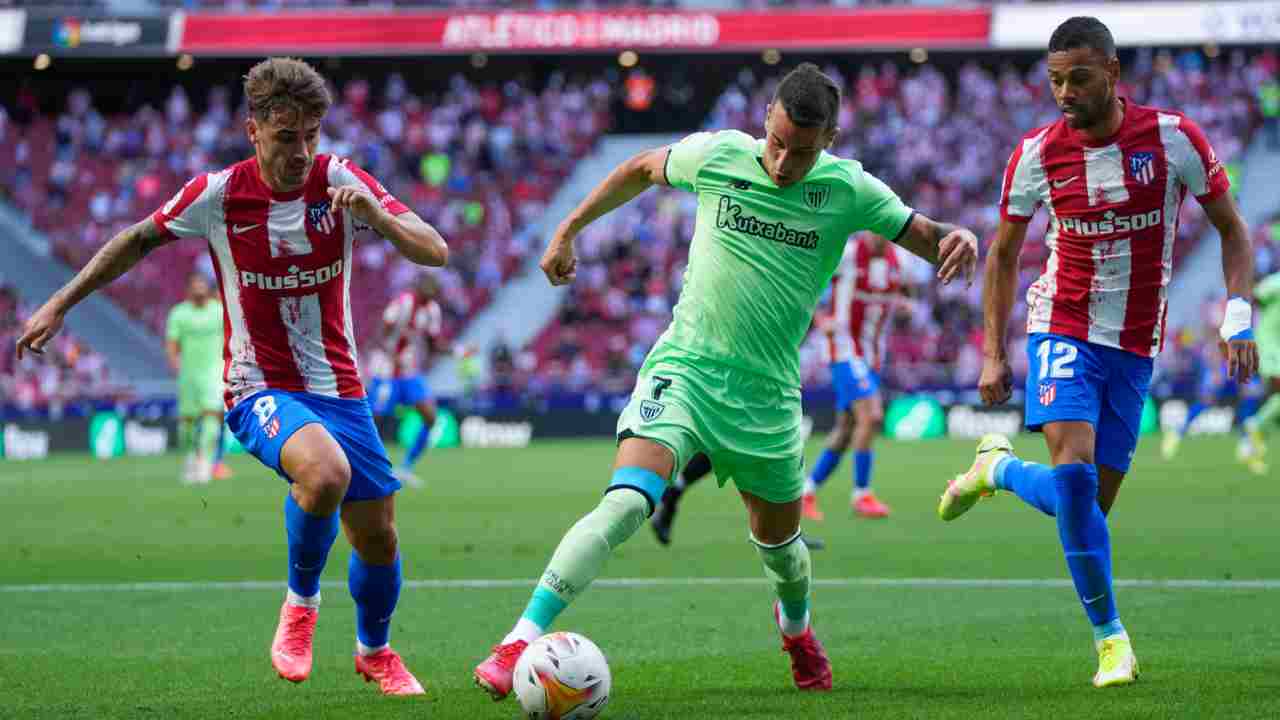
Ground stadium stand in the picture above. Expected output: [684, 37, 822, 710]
[525, 48, 1275, 394]
[0, 71, 613, 372]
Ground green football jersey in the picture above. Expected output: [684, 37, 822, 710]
[1256, 272, 1280, 342]
[166, 300, 224, 378]
[657, 130, 914, 387]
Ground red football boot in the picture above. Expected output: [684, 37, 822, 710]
[355, 647, 426, 696]
[270, 602, 317, 683]
[473, 639, 528, 700]
[852, 492, 891, 519]
[775, 603, 832, 691]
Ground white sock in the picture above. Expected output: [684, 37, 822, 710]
[802, 478, 817, 495]
[503, 617, 544, 646]
[357, 640, 387, 656]
[286, 589, 321, 608]
[778, 608, 810, 638]
[853, 488, 871, 501]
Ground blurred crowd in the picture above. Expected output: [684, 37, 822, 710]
[0, 70, 612, 370]
[0, 0, 1150, 9]
[526, 48, 1276, 396]
[0, 281, 121, 411]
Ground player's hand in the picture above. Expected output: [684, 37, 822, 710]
[541, 226, 578, 286]
[15, 301, 65, 360]
[937, 228, 979, 287]
[1221, 338, 1260, 384]
[978, 355, 1014, 406]
[327, 185, 383, 227]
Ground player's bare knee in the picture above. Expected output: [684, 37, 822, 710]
[295, 454, 351, 507]
[353, 524, 399, 565]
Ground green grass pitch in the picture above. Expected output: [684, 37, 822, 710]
[2, 435, 1278, 719]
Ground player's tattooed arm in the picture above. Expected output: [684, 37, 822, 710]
[541, 147, 668, 286]
[977, 219, 1029, 405]
[16, 217, 170, 359]
[894, 214, 979, 286]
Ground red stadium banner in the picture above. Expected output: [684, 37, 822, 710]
[176, 9, 991, 55]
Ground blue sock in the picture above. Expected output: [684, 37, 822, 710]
[213, 422, 227, 465]
[809, 448, 843, 489]
[853, 450, 873, 491]
[284, 494, 340, 598]
[1053, 463, 1119, 632]
[521, 586, 569, 629]
[403, 423, 432, 468]
[1181, 402, 1206, 435]
[994, 456, 1058, 517]
[349, 553, 402, 650]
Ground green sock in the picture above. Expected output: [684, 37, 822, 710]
[522, 488, 649, 628]
[198, 416, 220, 459]
[1249, 395, 1280, 435]
[755, 531, 812, 634]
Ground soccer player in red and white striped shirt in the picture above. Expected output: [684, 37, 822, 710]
[805, 234, 902, 520]
[17, 58, 448, 695]
[937, 18, 1259, 688]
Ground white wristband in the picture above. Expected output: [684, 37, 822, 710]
[1219, 296, 1253, 342]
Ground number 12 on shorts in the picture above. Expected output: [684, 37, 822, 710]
[1037, 339, 1078, 380]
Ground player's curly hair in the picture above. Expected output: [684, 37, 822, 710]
[1049, 16, 1116, 59]
[773, 63, 840, 131]
[243, 57, 332, 123]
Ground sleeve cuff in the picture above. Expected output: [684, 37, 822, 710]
[150, 211, 178, 241]
[1000, 207, 1033, 223]
[890, 211, 916, 243]
[1195, 183, 1229, 204]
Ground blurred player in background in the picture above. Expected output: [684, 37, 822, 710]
[367, 274, 445, 488]
[1160, 314, 1263, 473]
[940, 18, 1258, 688]
[17, 57, 448, 696]
[1241, 271, 1280, 467]
[804, 233, 900, 521]
[167, 272, 231, 484]
[475, 63, 978, 699]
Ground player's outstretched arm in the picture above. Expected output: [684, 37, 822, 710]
[977, 219, 1028, 406]
[1202, 191, 1259, 381]
[541, 148, 669, 286]
[16, 217, 171, 359]
[892, 214, 979, 286]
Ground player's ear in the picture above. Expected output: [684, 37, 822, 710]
[824, 126, 839, 149]
[246, 116, 260, 144]
[1106, 55, 1121, 87]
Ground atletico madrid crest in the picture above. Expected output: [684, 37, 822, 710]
[307, 201, 335, 235]
[1128, 152, 1155, 186]
[1038, 382, 1057, 407]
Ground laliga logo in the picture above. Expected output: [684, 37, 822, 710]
[240, 260, 344, 291]
[54, 17, 82, 48]
[53, 16, 143, 48]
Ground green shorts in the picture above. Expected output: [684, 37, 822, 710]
[616, 345, 805, 505]
[178, 369, 224, 417]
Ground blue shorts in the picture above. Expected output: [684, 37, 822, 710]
[832, 359, 880, 412]
[367, 375, 431, 416]
[1024, 333, 1153, 473]
[226, 390, 401, 502]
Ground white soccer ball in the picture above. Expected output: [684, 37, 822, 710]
[513, 632, 611, 720]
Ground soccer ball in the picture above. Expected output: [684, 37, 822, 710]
[513, 632, 611, 720]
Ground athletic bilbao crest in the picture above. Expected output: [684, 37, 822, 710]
[1128, 152, 1155, 186]
[802, 183, 830, 210]
[1038, 382, 1057, 407]
[639, 400, 664, 422]
[307, 201, 335, 235]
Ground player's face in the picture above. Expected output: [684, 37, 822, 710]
[187, 276, 211, 303]
[1047, 47, 1120, 131]
[762, 102, 835, 188]
[247, 106, 322, 192]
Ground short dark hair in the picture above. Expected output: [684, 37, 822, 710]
[773, 63, 840, 131]
[243, 57, 332, 123]
[1048, 16, 1116, 58]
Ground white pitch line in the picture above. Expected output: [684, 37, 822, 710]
[1, 577, 1278, 593]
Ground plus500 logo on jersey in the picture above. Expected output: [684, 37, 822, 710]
[240, 260, 344, 290]
[1059, 209, 1163, 236]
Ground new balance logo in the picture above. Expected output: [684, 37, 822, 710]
[232, 223, 261, 234]
[1051, 176, 1078, 190]
[730, 179, 752, 191]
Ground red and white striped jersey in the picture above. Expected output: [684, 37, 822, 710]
[1000, 100, 1229, 358]
[821, 235, 901, 369]
[382, 291, 442, 378]
[152, 154, 410, 409]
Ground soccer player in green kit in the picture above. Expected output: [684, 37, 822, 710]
[1242, 271, 1280, 470]
[166, 272, 229, 484]
[474, 64, 979, 696]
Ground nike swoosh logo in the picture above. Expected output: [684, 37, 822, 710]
[232, 223, 261, 234]
[292, 562, 322, 572]
[1052, 176, 1079, 189]
[1083, 593, 1106, 604]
